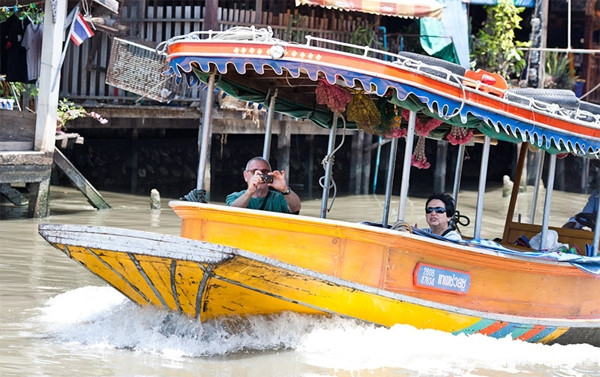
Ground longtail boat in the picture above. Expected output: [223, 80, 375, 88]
[39, 27, 600, 347]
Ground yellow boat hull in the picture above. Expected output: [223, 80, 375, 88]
[38, 220, 600, 346]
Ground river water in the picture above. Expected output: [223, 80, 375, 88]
[2, 186, 600, 376]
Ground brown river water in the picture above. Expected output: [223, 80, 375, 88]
[1, 186, 600, 376]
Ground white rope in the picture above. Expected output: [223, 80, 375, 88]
[319, 114, 348, 212]
[580, 81, 600, 100]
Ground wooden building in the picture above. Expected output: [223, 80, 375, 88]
[3, 0, 600, 216]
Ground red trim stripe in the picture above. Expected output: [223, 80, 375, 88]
[478, 321, 508, 336]
[516, 325, 546, 341]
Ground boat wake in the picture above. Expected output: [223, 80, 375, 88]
[37, 286, 600, 375]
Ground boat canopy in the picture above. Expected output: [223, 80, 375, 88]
[161, 27, 600, 158]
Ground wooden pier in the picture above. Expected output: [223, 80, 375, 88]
[0, 1, 110, 218]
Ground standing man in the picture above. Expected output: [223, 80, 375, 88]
[226, 156, 301, 214]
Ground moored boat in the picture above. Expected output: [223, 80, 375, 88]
[39, 27, 600, 347]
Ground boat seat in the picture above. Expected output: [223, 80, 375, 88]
[396, 51, 466, 79]
[503, 220, 593, 256]
[506, 88, 580, 110]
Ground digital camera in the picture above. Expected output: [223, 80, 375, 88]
[260, 174, 273, 183]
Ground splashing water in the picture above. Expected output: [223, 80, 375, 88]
[36, 286, 600, 376]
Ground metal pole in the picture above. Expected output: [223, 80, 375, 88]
[567, 0, 571, 50]
[262, 89, 277, 159]
[473, 135, 491, 239]
[529, 150, 545, 223]
[540, 153, 557, 250]
[197, 73, 215, 190]
[373, 136, 383, 193]
[452, 144, 465, 206]
[320, 114, 338, 218]
[397, 111, 416, 222]
[593, 202, 600, 256]
[382, 137, 398, 227]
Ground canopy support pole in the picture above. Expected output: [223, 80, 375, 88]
[593, 202, 600, 256]
[473, 135, 491, 239]
[452, 144, 465, 206]
[397, 110, 416, 222]
[262, 89, 278, 159]
[382, 137, 399, 227]
[529, 150, 545, 223]
[197, 73, 215, 191]
[540, 153, 557, 250]
[320, 115, 338, 219]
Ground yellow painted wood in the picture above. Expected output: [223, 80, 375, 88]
[211, 256, 481, 332]
[172, 203, 600, 320]
[136, 256, 178, 311]
[200, 277, 322, 320]
[173, 260, 204, 316]
[93, 249, 164, 308]
[66, 246, 149, 306]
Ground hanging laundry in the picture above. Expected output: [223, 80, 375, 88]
[22, 21, 43, 81]
[5, 13, 30, 83]
[0, 17, 9, 75]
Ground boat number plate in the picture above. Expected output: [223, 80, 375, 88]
[413, 263, 470, 295]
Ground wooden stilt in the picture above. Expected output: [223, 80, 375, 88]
[277, 120, 291, 179]
[28, 178, 50, 217]
[361, 134, 372, 194]
[52, 149, 111, 210]
[307, 135, 314, 197]
[0, 183, 24, 205]
[434, 140, 448, 193]
[349, 132, 362, 194]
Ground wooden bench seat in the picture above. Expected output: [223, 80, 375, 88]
[503, 221, 594, 255]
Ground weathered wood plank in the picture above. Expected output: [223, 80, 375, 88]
[0, 111, 36, 142]
[0, 164, 52, 183]
[0, 151, 53, 166]
[0, 183, 24, 205]
[52, 149, 111, 210]
[28, 178, 50, 217]
[0, 141, 33, 151]
[70, 114, 347, 136]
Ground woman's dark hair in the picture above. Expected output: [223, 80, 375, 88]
[425, 192, 456, 218]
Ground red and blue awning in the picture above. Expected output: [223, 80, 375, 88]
[164, 30, 600, 157]
[295, 0, 444, 19]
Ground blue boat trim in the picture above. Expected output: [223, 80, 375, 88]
[168, 55, 600, 157]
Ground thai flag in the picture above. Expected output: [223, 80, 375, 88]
[70, 13, 94, 46]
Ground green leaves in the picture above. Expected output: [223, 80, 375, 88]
[471, 0, 531, 81]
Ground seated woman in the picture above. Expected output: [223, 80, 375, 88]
[419, 192, 462, 242]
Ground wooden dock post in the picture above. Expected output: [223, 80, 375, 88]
[29, 1, 66, 217]
[53, 149, 111, 210]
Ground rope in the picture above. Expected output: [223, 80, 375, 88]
[319, 113, 348, 212]
[391, 221, 413, 233]
[211, 26, 275, 41]
[580, 81, 600, 100]
[451, 210, 470, 233]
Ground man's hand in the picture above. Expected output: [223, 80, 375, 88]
[246, 171, 264, 195]
[269, 170, 288, 192]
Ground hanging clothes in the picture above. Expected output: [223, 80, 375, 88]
[0, 17, 9, 75]
[22, 21, 43, 81]
[5, 13, 30, 83]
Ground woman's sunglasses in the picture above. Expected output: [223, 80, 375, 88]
[426, 207, 446, 214]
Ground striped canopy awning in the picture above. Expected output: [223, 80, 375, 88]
[295, 0, 443, 19]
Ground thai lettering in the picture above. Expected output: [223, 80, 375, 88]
[414, 263, 470, 295]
